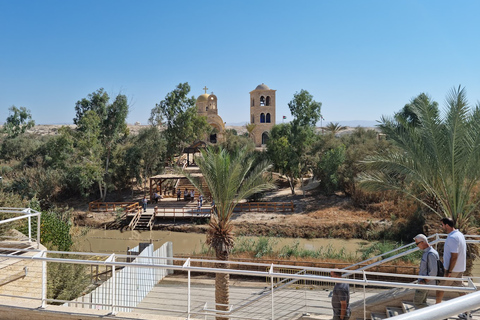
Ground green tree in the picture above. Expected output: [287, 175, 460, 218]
[123, 126, 167, 192]
[288, 89, 322, 127]
[393, 93, 439, 127]
[339, 127, 392, 198]
[266, 123, 300, 193]
[358, 87, 480, 231]
[220, 129, 255, 154]
[73, 89, 129, 200]
[149, 82, 210, 162]
[69, 110, 104, 197]
[314, 144, 346, 195]
[2, 106, 35, 138]
[267, 89, 321, 194]
[184, 146, 274, 319]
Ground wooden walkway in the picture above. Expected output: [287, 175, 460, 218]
[89, 198, 295, 230]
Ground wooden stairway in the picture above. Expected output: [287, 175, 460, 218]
[128, 210, 155, 230]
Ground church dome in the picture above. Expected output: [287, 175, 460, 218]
[255, 83, 270, 90]
[197, 93, 209, 102]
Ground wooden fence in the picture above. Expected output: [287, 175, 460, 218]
[89, 201, 140, 214]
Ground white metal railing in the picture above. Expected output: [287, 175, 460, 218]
[0, 246, 478, 320]
[64, 242, 173, 312]
[0, 207, 41, 248]
[343, 233, 480, 273]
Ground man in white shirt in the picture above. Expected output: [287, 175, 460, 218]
[436, 217, 468, 317]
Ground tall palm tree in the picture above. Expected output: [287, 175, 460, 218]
[358, 87, 480, 231]
[183, 146, 274, 319]
[323, 122, 347, 135]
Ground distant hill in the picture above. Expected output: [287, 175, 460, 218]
[226, 120, 379, 127]
[327, 120, 378, 127]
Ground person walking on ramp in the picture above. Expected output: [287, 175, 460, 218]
[413, 234, 440, 309]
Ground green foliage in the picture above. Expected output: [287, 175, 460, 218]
[359, 241, 422, 263]
[230, 237, 358, 261]
[47, 259, 90, 302]
[266, 123, 315, 194]
[185, 146, 275, 257]
[40, 208, 73, 251]
[220, 130, 255, 154]
[359, 87, 480, 231]
[40, 127, 75, 169]
[73, 89, 129, 200]
[123, 126, 167, 189]
[73, 88, 109, 125]
[339, 127, 392, 198]
[149, 82, 210, 162]
[395, 93, 439, 127]
[266, 89, 321, 194]
[323, 122, 347, 134]
[0, 134, 42, 161]
[315, 144, 346, 195]
[2, 106, 35, 138]
[0, 190, 25, 207]
[288, 89, 322, 127]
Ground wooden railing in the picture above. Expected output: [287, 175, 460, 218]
[154, 207, 212, 221]
[128, 210, 142, 230]
[89, 201, 139, 214]
[146, 213, 155, 230]
[233, 201, 294, 212]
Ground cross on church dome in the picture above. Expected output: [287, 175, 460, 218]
[203, 86, 208, 94]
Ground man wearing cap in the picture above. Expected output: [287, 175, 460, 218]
[413, 234, 439, 308]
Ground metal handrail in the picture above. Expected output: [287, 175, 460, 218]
[0, 245, 478, 319]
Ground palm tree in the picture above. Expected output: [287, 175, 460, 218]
[358, 87, 480, 232]
[183, 146, 274, 319]
[323, 122, 347, 135]
[245, 122, 256, 138]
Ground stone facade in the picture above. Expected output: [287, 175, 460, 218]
[249, 83, 276, 147]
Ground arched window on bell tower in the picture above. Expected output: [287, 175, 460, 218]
[260, 96, 265, 106]
[266, 113, 271, 123]
[252, 99, 254, 107]
[262, 132, 269, 145]
[266, 96, 270, 106]
[260, 113, 265, 123]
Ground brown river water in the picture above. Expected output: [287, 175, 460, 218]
[77, 229, 370, 257]
[76, 229, 480, 276]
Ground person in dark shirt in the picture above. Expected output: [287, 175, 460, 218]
[331, 271, 350, 320]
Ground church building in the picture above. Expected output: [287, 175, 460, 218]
[196, 86, 225, 144]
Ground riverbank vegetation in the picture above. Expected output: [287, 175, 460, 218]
[194, 236, 423, 265]
[1, 84, 480, 245]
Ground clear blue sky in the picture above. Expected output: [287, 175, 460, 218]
[1, 0, 479, 126]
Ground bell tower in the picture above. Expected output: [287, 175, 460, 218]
[249, 83, 276, 146]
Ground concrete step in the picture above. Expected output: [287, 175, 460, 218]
[386, 307, 404, 317]
[401, 301, 416, 313]
[371, 312, 388, 320]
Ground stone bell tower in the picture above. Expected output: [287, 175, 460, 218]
[249, 83, 276, 146]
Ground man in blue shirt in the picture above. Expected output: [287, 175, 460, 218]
[413, 234, 439, 308]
